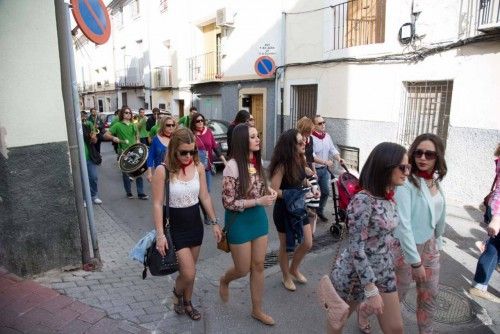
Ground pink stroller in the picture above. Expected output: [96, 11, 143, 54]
[330, 163, 360, 240]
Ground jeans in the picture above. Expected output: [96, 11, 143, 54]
[316, 167, 330, 215]
[86, 159, 98, 198]
[205, 169, 212, 193]
[122, 172, 145, 195]
[473, 234, 500, 286]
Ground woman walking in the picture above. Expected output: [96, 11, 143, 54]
[190, 112, 227, 192]
[219, 124, 277, 326]
[269, 129, 319, 292]
[392, 133, 448, 333]
[146, 115, 176, 183]
[152, 128, 222, 321]
[469, 143, 500, 303]
[327, 142, 409, 334]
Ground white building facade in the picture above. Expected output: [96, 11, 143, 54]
[282, 0, 500, 206]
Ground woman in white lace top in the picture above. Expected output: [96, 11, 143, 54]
[152, 128, 222, 321]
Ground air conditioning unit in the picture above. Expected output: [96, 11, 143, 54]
[216, 7, 234, 27]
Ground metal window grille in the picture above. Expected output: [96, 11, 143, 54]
[332, 0, 386, 50]
[399, 81, 453, 147]
[290, 84, 318, 125]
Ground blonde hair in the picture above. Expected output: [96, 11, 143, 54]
[297, 116, 314, 134]
[158, 115, 176, 136]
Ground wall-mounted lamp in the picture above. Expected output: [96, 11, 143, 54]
[398, 23, 415, 45]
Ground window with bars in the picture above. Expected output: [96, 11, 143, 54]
[332, 0, 386, 50]
[290, 84, 318, 126]
[399, 81, 453, 147]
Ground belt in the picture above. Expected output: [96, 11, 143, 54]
[315, 166, 326, 169]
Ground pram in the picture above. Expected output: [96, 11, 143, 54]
[329, 163, 360, 240]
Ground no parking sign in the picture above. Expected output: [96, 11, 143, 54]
[254, 56, 276, 78]
[71, 0, 111, 45]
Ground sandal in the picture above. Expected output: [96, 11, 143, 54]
[357, 305, 371, 334]
[172, 288, 184, 315]
[184, 300, 201, 321]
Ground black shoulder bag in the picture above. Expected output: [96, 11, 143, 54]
[143, 165, 179, 278]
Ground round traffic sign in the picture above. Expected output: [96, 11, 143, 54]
[71, 0, 111, 45]
[254, 56, 276, 78]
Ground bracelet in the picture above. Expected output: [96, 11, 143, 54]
[411, 263, 423, 269]
[207, 217, 219, 226]
[364, 286, 379, 298]
[156, 234, 166, 241]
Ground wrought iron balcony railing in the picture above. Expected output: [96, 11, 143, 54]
[152, 66, 172, 88]
[115, 67, 144, 87]
[187, 51, 222, 82]
[478, 0, 500, 31]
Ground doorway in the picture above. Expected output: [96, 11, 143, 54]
[177, 99, 184, 118]
[250, 95, 264, 140]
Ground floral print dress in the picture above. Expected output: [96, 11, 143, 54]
[330, 191, 400, 302]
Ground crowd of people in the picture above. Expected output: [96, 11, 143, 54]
[82, 105, 499, 332]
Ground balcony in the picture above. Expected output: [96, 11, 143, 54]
[478, 0, 500, 31]
[152, 66, 172, 88]
[115, 67, 144, 87]
[78, 82, 95, 93]
[331, 0, 386, 50]
[188, 51, 222, 82]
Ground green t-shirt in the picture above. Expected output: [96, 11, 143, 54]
[137, 116, 148, 138]
[149, 124, 160, 138]
[178, 115, 190, 128]
[109, 121, 138, 153]
[110, 115, 119, 127]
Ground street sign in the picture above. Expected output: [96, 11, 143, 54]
[71, 0, 111, 45]
[254, 56, 276, 78]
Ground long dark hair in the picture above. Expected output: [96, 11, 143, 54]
[407, 133, 447, 187]
[118, 106, 131, 121]
[233, 110, 250, 125]
[231, 124, 266, 196]
[269, 129, 306, 186]
[359, 142, 407, 197]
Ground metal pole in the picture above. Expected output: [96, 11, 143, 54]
[54, 0, 100, 263]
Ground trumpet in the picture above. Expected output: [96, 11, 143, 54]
[90, 114, 100, 143]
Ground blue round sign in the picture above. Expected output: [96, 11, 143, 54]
[254, 56, 276, 78]
[71, 0, 111, 45]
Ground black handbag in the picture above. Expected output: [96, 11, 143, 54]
[142, 166, 179, 278]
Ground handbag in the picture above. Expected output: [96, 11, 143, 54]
[316, 275, 350, 331]
[483, 173, 497, 207]
[217, 211, 237, 253]
[142, 166, 179, 278]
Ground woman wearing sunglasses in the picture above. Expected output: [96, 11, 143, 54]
[152, 128, 222, 321]
[146, 115, 176, 183]
[219, 124, 277, 326]
[189, 112, 227, 192]
[392, 133, 447, 334]
[327, 142, 408, 334]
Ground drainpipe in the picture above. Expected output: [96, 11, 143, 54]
[54, 0, 100, 265]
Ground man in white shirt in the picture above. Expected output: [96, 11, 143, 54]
[311, 115, 343, 222]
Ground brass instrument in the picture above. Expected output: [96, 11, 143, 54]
[90, 113, 100, 143]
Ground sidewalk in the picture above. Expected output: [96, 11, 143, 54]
[1, 203, 499, 333]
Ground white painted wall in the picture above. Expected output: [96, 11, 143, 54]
[0, 0, 68, 149]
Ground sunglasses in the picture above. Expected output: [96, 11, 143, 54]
[316, 121, 325, 125]
[413, 149, 437, 160]
[165, 123, 175, 128]
[395, 164, 412, 173]
[123, 111, 131, 115]
[178, 149, 197, 156]
[195, 119, 204, 123]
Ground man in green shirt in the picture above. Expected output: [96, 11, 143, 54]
[137, 108, 149, 145]
[104, 106, 149, 200]
[178, 106, 197, 128]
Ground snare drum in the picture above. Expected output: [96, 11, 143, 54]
[119, 143, 149, 178]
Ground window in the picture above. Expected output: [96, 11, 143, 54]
[131, 0, 140, 18]
[290, 84, 318, 125]
[398, 81, 453, 147]
[332, 0, 386, 50]
[159, 103, 166, 109]
[159, 0, 168, 13]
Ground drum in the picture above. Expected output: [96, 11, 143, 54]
[119, 143, 149, 178]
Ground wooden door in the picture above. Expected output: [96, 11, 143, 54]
[251, 94, 264, 139]
[178, 99, 184, 117]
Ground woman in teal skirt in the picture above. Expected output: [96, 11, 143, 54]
[219, 124, 277, 326]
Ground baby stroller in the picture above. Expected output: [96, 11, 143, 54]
[330, 163, 360, 240]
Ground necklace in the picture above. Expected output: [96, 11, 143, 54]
[425, 178, 435, 189]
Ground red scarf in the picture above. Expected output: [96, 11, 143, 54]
[417, 170, 434, 180]
[164, 133, 171, 138]
[249, 156, 257, 169]
[312, 130, 326, 140]
[385, 190, 395, 202]
[177, 158, 193, 175]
